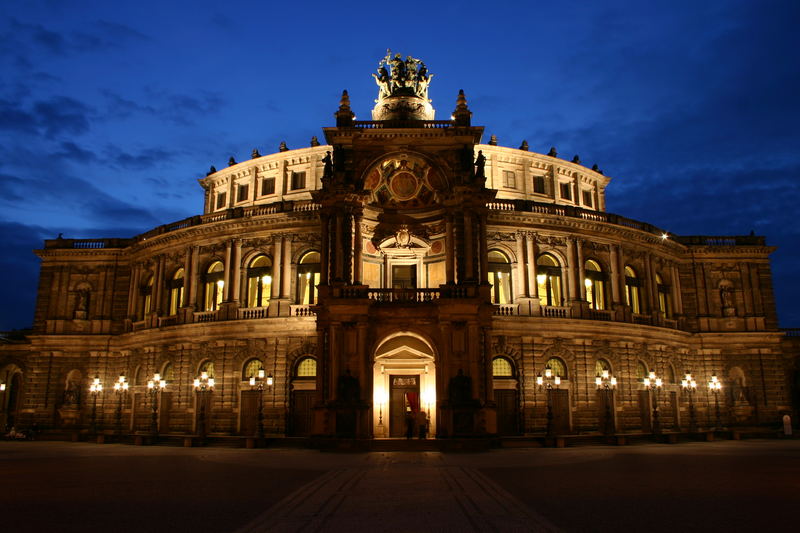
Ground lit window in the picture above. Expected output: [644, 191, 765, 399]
[162, 363, 175, 382]
[140, 275, 153, 319]
[203, 261, 224, 311]
[636, 361, 648, 380]
[296, 357, 317, 377]
[537, 254, 562, 307]
[297, 251, 320, 304]
[199, 360, 215, 378]
[595, 359, 611, 377]
[492, 357, 514, 377]
[656, 273, 671, 317]
[243, 358, 265, 380]
[168, 268, 184, 316]
[545, 357, 567, 379]
[246, 255, 272, 308]
[625, 266, 642, 314]
[584, 259, 606, 310]
[488, 250, 512, 304]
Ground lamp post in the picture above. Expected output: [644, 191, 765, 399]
[595, 370, 617, 435]
[708, 374, 723, 430]
[147, 373, 167, 438]
[193, 371, 214, 444]
[249, 369, 271, 439]
[681, 371, 698, 433]
[643, 370, 662, 435]
[113, 375, 129, 435]
[536, 368, 561, 437]
[88, 376, 103, 436]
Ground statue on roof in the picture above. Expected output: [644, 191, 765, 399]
[373, 49, 433, 101]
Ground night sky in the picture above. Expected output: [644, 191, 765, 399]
[1, 0, 798, 331]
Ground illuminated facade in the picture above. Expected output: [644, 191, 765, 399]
[0, 54, 794, 441]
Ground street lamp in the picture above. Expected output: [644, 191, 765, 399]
[147, 373, 167, 438]
[113, 375, 129, 435]
[681, 371, 698, 433]
[88, 376, 103, 436]
[595, 370, 617, 435]
[643, 370, 663, 435]
[193, 371, 215, 443]
[708, 373, 723, 430]
[536, 367, 561, 437]
[249, 369, 269, 439]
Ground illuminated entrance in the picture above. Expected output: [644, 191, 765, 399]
[373, 332, 436, 438]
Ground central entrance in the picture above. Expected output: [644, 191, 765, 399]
[373, 332, 436, 438]
[389, 375, 420, 437]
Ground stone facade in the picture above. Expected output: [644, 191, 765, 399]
[1, 58, 796, 439]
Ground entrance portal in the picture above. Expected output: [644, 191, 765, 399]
[373, 333, 436, 438]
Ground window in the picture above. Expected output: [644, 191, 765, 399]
[216, 192, 227, 210]
[246, 255, 272, 308]
[666, 365, 676, 384]
[545, 357, 567, 379]
[167, 268, 184, 316]
[536, 254, 562, 307]
[560, 183, 572, 200]
[533, 175, 546, 194]
[503, 170, 516, 189]
[243, 358, 265, 380]
[582, 190, 593, 208]
[237, 183, 249, 202]
[625, 266, 642, 314]
[290, 171, 306, 191]
[492, 357, 514, 377]
[656, 273, 671, 317]
[636, 361, 649, 380]
[584, 259, 606, 310]
[392, 264, 417, 289]
[140, 275, 153, 319]
[162, 362, 175, 383]
[203, 261, 224, 311]
[297, 251, 321, 305]
[488, 250, 512, 304]
[261, 177, 275, 196]
[595, 359, 611, 377]
[296, 357, 317, 378]
[199, 360, 215, 378]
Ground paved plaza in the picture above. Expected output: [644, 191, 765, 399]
[1, 440, 798, 532]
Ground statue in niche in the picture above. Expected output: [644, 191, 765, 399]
[720, 283, 735, 316]
[62, 376, 81, 407]
[74, 289, 89, 320]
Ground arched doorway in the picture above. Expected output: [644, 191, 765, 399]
[1, 366, 23, 429]
[373, 333, 436, 438]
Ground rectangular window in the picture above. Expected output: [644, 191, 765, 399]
[237, 184, 249, 202]
[215, 192, 227, 209]
[533, 175, 546, 194]
[290, 171, 306, 191]
[261, 177, 275, 196]
[503, 170, 516, 189]
[582, 190, 593, 208]
[560, 183, 572, 200]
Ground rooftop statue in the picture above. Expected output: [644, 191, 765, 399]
[372, 49, 433, 102]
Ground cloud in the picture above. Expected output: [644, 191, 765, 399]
[0, 96, 92, 138]
[6, 17, 151, 57]
[102, 89, 224, 125]
[107, 146, 175, 170]
[54, 141, 97, 163]
[0, 220, 48, 330]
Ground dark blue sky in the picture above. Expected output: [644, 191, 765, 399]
[1, 0, 798, 330]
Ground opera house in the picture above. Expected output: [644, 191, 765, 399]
[1, 53, 794, 444]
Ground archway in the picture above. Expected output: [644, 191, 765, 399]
[373, 332, 436, 438]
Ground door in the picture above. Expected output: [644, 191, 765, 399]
[392, 265, 417, 289]
[240, 390, 260, 436]
[550, 389, 570, 435]
[290, 390, 314, 437]
[639, 390, 652, 431]
[495, 389, 519, 436]
[389, 375, 419, 437]
[159, 392, 172, 433]
[597, 389, 616, 434]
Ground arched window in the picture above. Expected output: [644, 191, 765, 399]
[545, 357, 567, 379]
[297, 252, 321, 305]
[625, 266, 642, 314]
[134, 365, 145, 386]
[536, 254, 562, 307]
[595, 358, 611, 377]
[488, 250, 512, 304]
[656, 273, 671, 317]
[203, 261, 224, 311]
[199, 360, 215, 378]
[666, 364, 676, 384]
[247, 255, 272, 308]
[584, 259, 606, 310]
[161, 362, 175, 383]
[243, 358, 265, 380]
[492, 357, 514, 377]
[168, 269, 184, 316]
[635, 361, 649, 381]
[295, 357, 317, 378]
[140, 275, 154, 319]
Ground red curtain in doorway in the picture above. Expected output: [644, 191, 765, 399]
[405, 392, 419, 413]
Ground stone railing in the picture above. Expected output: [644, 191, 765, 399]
[367, 289, 441, 303]
[493, 304, 518, 316]
[290, 305, 315, 317]
[632, 313, 652, 326]
[542, 305, 571, 318]
[239, 306, 269, 320]
[157, 315, 178, 327]
[194, 310, 218, 323]
[587, 308, 613, 321]
[782, 328, 800, 337]
[352, 120, 453, 129]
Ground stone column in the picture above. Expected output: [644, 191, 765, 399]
[515, 233, 527, 298]
[127, 264, 139, 318]
[153, 255, 165, 314]
[334, 214, 343, 282]
[271, 238, 282, 300]
[464, 212, 474, 281]
[445, 214, 455, 284]
[353, 212, 363, 285]
[281, 237, 292, 299]
[231, 240, 242, 304]
[576, 240, 586, 300]
[478, 213, 488, 285]
[189, 246, 199, 308]
[320, 213, 330, 285]
[565, 238, 576, 302]
[526, 234, 538, 299]
[671, 264, 683, 315]
[223, 241, 232, 301]
[182, 247, 192, 307]
[609, 244, 621, 305]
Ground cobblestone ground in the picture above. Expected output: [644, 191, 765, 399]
[1, 440, 797, 532]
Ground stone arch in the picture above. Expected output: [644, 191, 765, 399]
[541, 338, 576, 377]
